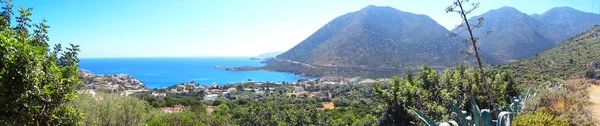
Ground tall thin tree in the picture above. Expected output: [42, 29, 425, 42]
[446, 0, 496, 109]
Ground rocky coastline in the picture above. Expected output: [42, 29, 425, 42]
[79, 69, 148, 92]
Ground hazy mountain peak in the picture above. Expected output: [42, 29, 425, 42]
[362, 5, 393, 9]
[359, 5, 399, 12]
[544, 6, 580, 13]
[492, 6, 521, 14]
[451, 5, 600, 64]
[477, 6, 527, 20]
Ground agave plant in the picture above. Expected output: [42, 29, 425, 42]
[411, 98, 521, 126]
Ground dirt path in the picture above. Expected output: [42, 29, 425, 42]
[588, 85, 600, 125]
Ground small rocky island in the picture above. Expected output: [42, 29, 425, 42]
[249, 57, 262, 60]
[213, 66, 228, 69]
[225, 66, 261, 71]
[213, 65, 261, 71]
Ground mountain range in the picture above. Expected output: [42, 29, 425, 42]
[454, 6, 600, 63]
[496, 25, 600, 78]
[261, 5, 600, 77]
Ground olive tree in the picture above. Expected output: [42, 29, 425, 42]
[0, 0, 83, 125]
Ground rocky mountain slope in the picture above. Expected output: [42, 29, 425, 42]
[270, 5, 467, 77]
[261, 6, 600, 77]
[455, 6, 600, 64]
[496, 25, 600, 78]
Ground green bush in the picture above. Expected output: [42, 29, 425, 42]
[0, 1, 83, 125]
[351, 114, 377, 126]
[512, 108, 569, 126]
[375, 65, 521, 124]
[212, 98, 225, 106]
[71, 93, 152, 126]
[146, 111, 206, 126]
[214, 104, 230, 118]
[315, 103, 325, 108]
[235, 103, 336, 125]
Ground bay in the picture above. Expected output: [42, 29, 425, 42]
[79, 57, 308, 88]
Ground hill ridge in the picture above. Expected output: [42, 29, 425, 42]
[497, 25, 600, 78]
[453, 6, 600, 64]
[266, 5, 600, 77]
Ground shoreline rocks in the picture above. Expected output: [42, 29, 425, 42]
[225, 66, 260, 71]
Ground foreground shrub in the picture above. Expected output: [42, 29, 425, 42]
[0, 1, 83, 125]
[374, 66, 521, 124]
[512, 108, 568, 126]
[523, 79, 595, 125]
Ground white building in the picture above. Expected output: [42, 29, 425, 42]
[152, 92, 167, 98]
[294, 86, 304, 93]
[205, 94, 219, 100]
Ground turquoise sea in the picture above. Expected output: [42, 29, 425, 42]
[79, 57, 308, 88]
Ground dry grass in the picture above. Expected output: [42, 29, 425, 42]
[551, 98, 567, 111]
[206, 106, 216, 113]
[525, 78, 596, 125]
[319, 102, 335, 110]
[588, 85, 600, 125]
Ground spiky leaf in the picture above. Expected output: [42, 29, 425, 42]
[410, 107, 437, 126]
[497, 111, 512, 126]
[480, 109, 492, 126]
[451, 104, 469, 126]
[471, 98, 482, 126]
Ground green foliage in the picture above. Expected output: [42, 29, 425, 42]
[351, 114, 377, 126]
[212, 98, 225, 106]
[71, 93, 152, 126]
[146, 105, 230, 126]
[132, 91, 205, 107]
[205, 82, 383, 126]
[512, 108, 569, 126]
[0, 1, 83, 125]
[235, 103, 335, 125]
[214, 104, 230, 118]
[375, 66, 520, 124]
[146, 111, 206, 126]
[411, 98, 519, 126]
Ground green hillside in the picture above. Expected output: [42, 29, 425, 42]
[496, 25, 600, 78]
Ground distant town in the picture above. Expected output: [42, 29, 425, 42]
[79, 69, 386, 111]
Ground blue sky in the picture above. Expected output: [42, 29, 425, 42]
[14, 0, 598, 58]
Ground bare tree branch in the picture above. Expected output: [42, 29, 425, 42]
[448, 0, 497, 110]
